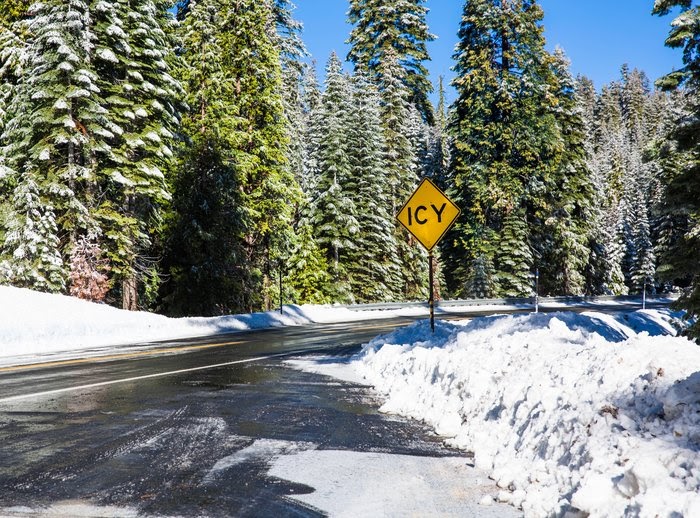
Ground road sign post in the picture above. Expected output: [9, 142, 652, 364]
[397, 178, 460, 332]
[428, 251, 434, 331]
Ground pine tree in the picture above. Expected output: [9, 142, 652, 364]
[298, 63, 322, 195]
[286, 223, 333, 304]
[444, 0, 565, 298]
[379, 48, 427, 300]
[307, 53, 358, 302]
[495, 209, 533, 296]
[582, 66, 674, 296]
[577, 75, 618, 295]
[271, 0, 306, 74]
[0, 172, 66, 291]
[0, 0, 30, 135]
[271, 0, 307, 209]
[422, 76, 450, 187]
[230, 0, 301, 312]
[0, 0, 183, 307]
[534, 48, 593, 296]
[347, 0, 435, 122]
[346, 72, 402, 301]
[653, 0, 700, 338]
[95, 0, 182, 310]
[164, 0, 245, 312]
[165, 0, 299, 315]
[0, 0, 112, 292]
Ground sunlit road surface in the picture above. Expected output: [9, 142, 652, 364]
[0, 301, 667, 516]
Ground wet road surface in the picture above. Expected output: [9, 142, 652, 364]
[0, 316, 526, 517]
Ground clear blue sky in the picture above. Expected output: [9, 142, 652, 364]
[293, 0, 684, 105]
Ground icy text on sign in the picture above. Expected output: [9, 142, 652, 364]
[396, 178, 460, 251]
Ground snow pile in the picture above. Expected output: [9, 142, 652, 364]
[333, 311, 700, 517]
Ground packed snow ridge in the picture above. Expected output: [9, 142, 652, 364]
[294, 309, 700, 517]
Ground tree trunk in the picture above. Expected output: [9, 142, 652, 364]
[122, 273, 138, 311]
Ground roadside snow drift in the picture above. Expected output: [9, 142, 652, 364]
[0, 286, 425, 363]
[296, 310, 700, 517]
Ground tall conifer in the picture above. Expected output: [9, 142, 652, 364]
[346, 72, 402, 301]
[0, 0, 111, 291]
[347, 0, 435, 122]
[307, 53, 358, 301]
[445, 0, 563, 298]
[166, 0, 298, 314]
[654, 0, 700, 337]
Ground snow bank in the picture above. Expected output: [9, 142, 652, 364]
[0, 286, 307, 359]
[301, 310, 700, 517]
[0, 285, 523, 363]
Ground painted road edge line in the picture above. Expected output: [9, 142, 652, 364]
[0, 352, 294, 404]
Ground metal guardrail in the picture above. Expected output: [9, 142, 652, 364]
[344, 294, 679, 312]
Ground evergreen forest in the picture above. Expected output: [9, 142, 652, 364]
[0, 0, 699, 337]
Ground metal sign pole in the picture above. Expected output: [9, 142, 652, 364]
[429, 251, 435, 333]
[279, 262, 284, 315]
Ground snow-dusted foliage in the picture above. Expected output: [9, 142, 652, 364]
[577, 66, 678, 296]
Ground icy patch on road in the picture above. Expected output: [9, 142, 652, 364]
[0, 501, 139, 517]
[202, 438, 316, 485]
[268, 449, 521, 517]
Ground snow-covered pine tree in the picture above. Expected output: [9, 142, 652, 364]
[495, 209, 533, 296]
[346, 72, 402, 302]
[0, 173, 66, 291]
[581, 66, 672, 296]
[307, 53, 358, 302]
[270, 0, 307, 206]
[648, 89, 688, 293]
[653, 0, 700, 338]
[421, 76, 450, 188]
[576, 75, 611, 295]
[534, 48, 593, 296]
[587, 81, 628, 294]
[1, 0, 113, 292]
[271, 0, 306, 75]
[298, 63, 322, 195]
[347, 0, 435, 123]
[0, 0, 30, 135]
[378, 48, 427, 300]
[94, 0, 182, 310]
[444, 0, 562, 298]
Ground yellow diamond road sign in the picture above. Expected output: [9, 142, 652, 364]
[396, 178, 460, 251]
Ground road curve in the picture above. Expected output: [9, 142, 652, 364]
[0, 301, 669, 516]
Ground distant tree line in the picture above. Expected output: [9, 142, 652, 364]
[0, 0, 698, 336]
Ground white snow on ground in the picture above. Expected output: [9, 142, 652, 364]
[0, 285, 523, 365]
[199, 437, 520, 517]
[269, 448, 521, 517]
[0, 501, 139, 517]
[290, 310, 700, 517]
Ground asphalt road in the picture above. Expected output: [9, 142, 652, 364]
[0, 301, 665, 516]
